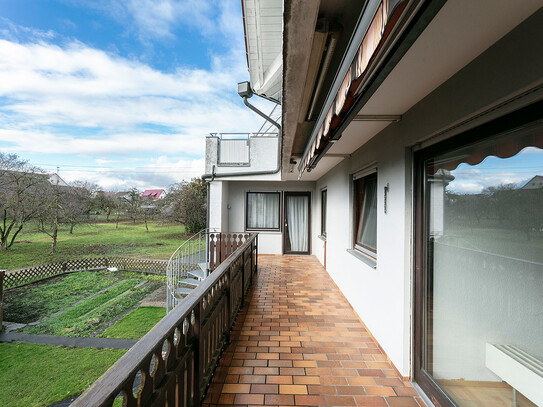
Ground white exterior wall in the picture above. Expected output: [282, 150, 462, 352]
[205, 9, 543, 380]
[210, 180, 317, 254]
[307, 12, 543, 378]
[206, 136, 280, 180]
[313, 138, 412, 376]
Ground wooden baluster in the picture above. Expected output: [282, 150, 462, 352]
[192, 302, 202, 407]
[220, 234, 226, 263]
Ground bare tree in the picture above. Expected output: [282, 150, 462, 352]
[93, 191, 116, 222]
[63, 181, 98, 233]
[125, 188, 142, 225]
[0, 153, 49, 251]
[164, 178, 207, 234]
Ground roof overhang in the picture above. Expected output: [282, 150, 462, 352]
[283, 0, 543, 181]
[242, 0, 283, 102]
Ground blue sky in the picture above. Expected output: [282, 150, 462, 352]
[448, 147, 543, 193]
[0, 0, 273, 190]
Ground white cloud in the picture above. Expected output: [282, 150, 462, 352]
[64, 0, 241, 44]
[59, 156, 205, 190]
[0, 39, 274, 157]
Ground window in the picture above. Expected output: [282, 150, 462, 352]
[414, 108, 543, 407]
[246, 192, 280, 230]
[321, 189, 327, 237]
[354, 173, 377, 257]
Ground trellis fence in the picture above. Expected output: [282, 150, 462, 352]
[2, 257, 168, 290]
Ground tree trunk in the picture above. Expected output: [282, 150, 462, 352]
[144, 212, 149, 232]
[116, 213, 120, 230]
[51, 224, 58, 253]
[70, 223, 75, 234]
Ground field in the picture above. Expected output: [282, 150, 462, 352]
[4, 271, 166, 337]
[0, 342, 126, 407]
[1, 220, 187, 271]
[1, 272, 168, 407]
[0, 220, 181, 406]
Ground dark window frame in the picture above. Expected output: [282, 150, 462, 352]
[353, 172, 378, 258]
[283, 191, 312, 255]
[245, 191, 281, 232]
[321, 189, 327, 237]
[413, 101, 543, 407]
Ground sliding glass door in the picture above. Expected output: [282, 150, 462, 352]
[415, 106, 543, 407]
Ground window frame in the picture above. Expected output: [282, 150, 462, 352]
[353, 172, 378, 259]
[413, 101, 543, 407]
[245, 191, 281, 232]
[320, 188, 327, 237]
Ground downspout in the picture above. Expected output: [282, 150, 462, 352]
[201, 97, 282, 181]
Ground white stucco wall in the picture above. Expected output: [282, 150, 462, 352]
[313, 137, 412, 376]
[205, 9, 543, 381]
[206, 136, 280, 178]
[210, 180, 317, 254]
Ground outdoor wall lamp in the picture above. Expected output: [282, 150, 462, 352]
[237, 81, 253, 98]
[237, 81, 281, 130]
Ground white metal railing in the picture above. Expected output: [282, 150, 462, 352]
[166, 228, 217, 312]
[209, 132, 278, 139]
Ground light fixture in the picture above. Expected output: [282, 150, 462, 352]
[237, 81, 253, 98]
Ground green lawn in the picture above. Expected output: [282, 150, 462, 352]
[0, 342, 126, 407]
[3, 271, 122, 323]
[4, 270, 166, 337]
[101, 306, 166, 339]
[2, 220, 187, 271]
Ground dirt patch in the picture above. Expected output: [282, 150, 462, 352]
[141, 287, 166, 307]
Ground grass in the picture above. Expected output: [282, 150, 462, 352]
[20, 276, 163, 337]
[2, 271, 121, 323]
[1, 220, 187, 271]
[0, 342, 126, 407]
[100, 306, 166, 339]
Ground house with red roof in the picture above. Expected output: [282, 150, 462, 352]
[141, 189, 165, 200]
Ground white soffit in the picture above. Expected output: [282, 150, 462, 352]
[325, 0, 542, 158]
[244, 0, 283, 101]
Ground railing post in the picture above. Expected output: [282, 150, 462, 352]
[192, 300, 202, 406]
[225, 265, 231, 343]
[241, 249, 246, 304]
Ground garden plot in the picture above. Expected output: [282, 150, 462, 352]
[3, 270, 166, 338]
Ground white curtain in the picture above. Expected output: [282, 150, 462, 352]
[287, 195, 308, 252]
[357, 177, 377, 249]
[247, 193, 279, 229]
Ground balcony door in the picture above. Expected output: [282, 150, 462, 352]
[414, 104, 543, 407]
[283, 192, 311, 254]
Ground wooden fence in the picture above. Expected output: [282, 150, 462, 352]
[2, 257, 168, 289]
[72, 234, 258, 407]
[0, 270, 4, 330]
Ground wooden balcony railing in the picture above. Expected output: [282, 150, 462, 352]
[208, 233, 250, 271]
[72, 233, 258, 407]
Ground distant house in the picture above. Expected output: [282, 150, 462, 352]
[142, 189, 165, 200]
[522, 175, 543, 189]
[47, 173, 69, 187]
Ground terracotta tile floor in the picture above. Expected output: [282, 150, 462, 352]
[203, 255, 426, 407]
